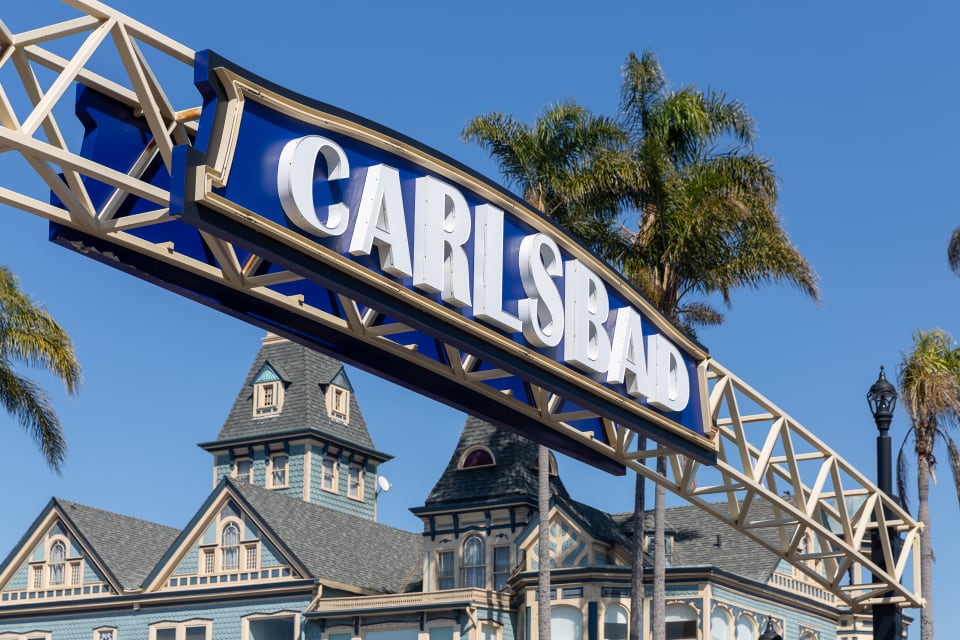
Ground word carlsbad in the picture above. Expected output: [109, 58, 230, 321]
[277, 135, 691, 413]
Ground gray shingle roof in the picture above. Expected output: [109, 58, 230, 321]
[54, 499, 181, 590]
[615, 502, 783, 583]
[235, 481, 422, 594]
[209, 337, 378, 452]
[420, 416, 570, 508]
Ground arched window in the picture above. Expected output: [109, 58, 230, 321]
[710, 607, 731, 640]
[603, 605, 628, 640]
[665, 603, 698, 640]
[735, 615, 755, 640]
[551, 605, 583, 640]
[461, 536, 486, 587]
[222, 522, 240, 571]
[460, 447, 495, 469]
[49, 540, 66, 586]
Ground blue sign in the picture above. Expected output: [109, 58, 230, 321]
[53, 51, 715, 470]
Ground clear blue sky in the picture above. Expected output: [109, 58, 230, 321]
[0, 1, 957, 637]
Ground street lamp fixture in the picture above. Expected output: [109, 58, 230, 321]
[866, 366, 902, 640]
[867, 366, 897, 435]
[757, 617, 781, 640]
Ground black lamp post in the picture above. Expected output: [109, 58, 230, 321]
[757, 617, 782, 640]
[866, 366, 903, 640]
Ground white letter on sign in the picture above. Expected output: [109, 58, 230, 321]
[277, 135, 350, 237]
[647, 334, 690, 412]
[607, 307, 654, 400]
[473, 204, 521, 333]
[563, 260, 611, 374]
[349, 164, 413, 278]
[413, 176, 472, 307]
[518, 234, 564, 347]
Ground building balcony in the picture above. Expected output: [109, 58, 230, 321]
[311, 588, 512, 617]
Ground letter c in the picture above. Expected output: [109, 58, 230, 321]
[277, 135, 350, 237]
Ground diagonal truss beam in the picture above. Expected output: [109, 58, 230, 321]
[0, 0, 924, 613]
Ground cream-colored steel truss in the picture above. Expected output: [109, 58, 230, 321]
[0, 0, 922, 612]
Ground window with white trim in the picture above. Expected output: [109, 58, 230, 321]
[665, 603, 698, 640]
[49, 540, 65, 586]
[710, 607, 732, 640]
[0, 633, 52, 640]
[348, 464, 363, 500]
[436, 549, 454, 590]
[243, 612, 298, 640]
[201, 548, 215, 574]
[461, 536, 485, 588]
[254, 381, 283, 416]
[245, 544, 258, 571]
[493, 545, 511, 591]
[234, 458, 252, 484]
[94, 627, 117, 640]
[270, 453, 288, 488]
[735, 615, 755, 640]
[327, 385, 350, 422]
[604, 605, 628, 640]
[321, 456, 338, 493]
[149, 620, 211, 640]
[221, 522, 240, 571]
[551, 606, 582, 640]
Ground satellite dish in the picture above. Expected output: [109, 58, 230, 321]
[377, 476, 392, 494]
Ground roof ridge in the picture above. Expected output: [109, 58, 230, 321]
[53, 497, 180, 533]
[236, 482, 418, 537]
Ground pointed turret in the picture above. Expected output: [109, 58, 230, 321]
[199, 334, 391, 521]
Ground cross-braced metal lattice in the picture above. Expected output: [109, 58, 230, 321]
[0, 0, 923, 612]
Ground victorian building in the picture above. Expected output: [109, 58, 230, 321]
[0, 336, 866, 640]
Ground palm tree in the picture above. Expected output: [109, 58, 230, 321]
[617, 50, 820, 640]
[0, 266, 82, 472]
[896, 328, 960, 640]
[464, 102, 637, 640]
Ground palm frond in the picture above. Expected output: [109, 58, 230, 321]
[897, 445, 912, 515]
[0, 267, 82, 395]
[944, 433, 960, 510]
[949, 226, 960, 276]
[0, 358, 66, 472]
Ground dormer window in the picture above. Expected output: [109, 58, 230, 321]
[459, 446, 495, 469]
[327, 385, 350, 423]
[251, 363, 285, 417]
[254, 381, 283, 416]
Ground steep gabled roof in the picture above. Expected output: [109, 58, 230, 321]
[54, 499, 181, 590]
[0, 498, 180, 593]
[418, 417, 570, 510]
[202, 336, 381, 455]
[234, 482, 422, 593]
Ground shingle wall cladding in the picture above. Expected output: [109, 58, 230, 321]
[283, 444, 306, 499]
[6, 564, 28, 591]
[0, 595, 312, 640]
[306, 450, 375, 520]
[477, 607, 516, 640]
[174, 547, 199, 575]
[253, 448, 267, 486]
[711, 585, 837, 640]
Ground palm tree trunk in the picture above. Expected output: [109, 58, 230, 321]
[629, 437, 647, 640]
[917, 455, 934, 640]
[538, 444, 551, 640]
[652, 455, 666, 640]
